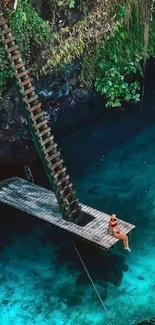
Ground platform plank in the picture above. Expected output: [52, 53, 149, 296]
[0, 178, 135, 250]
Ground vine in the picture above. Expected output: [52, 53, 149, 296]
[35, 0, 120, 75]
[79, 3, 155, 107]
[1, 0, 155, 109]
[0, 0, 52, 102]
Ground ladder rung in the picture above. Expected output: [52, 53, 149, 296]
[40, 135, 54, 146]
[66, 191, 76, 200]
[0, 19, 8, 26]
[24, 86, 35, 96]
[4, 36, 15, 44]
[60, 183, 73, 195]
[7, 45, 18, 53]
[50, 159, 63, 171]
[20, 78, 32, 88]
[57, 175, 69, 186]
[33, 111, 44, 121]
[47, 151, 61, 163]
[29, 103, 41, 113]
[69, 199, 79, 207]
[11, 53, 22, 61]
[25, 94, 38, 104]
[15, 62, 25, 70]
[38, 127, 51, 138]
[53, 167, 66, 179]
[34, 119, 48, 130]
[1, 27, 11, 35]
[16, 69, 28, 79]
[44, 143, 57, 154]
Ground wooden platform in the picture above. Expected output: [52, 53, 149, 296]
[0, 178, 135, 250]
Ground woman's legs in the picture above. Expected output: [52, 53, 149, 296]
[120, 233, 129, 249]
[113, 232, 130, 251]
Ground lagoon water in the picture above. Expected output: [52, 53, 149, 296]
[1, 90, 155, 325]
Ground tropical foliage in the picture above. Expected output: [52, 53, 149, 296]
[0, 0, 155, 108]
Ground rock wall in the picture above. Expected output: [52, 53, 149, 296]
[0, 82, 103, 165]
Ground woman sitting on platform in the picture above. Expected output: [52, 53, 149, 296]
[108, 214, 131, 252]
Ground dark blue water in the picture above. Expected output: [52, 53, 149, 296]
[1, 90, 155, 325]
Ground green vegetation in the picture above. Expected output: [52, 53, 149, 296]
[1, 0, 155, 108]
[95, 66, 140, 108]
[35, 0, 120, 75]
[79, 2, 155, 107]
[0, 0, 52, 101]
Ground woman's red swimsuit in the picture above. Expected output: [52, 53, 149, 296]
[111, 222, 120, 233]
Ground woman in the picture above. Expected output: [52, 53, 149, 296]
[108, 214, 131, 252]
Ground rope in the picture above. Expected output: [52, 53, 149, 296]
[72, 241, 116, 325]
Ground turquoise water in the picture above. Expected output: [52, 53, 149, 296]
[1, 92, 155, 324]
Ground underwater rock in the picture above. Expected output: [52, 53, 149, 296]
[138, 275, 145, 281]
[138, 318, 155, 325]
[66, 293, 82, 307]
[0, 87, 37, 165]
[0, 275, 7, 284]
[0, 84, 102, 165]
[87, 185, 100, 194]
[2, 299, 9, 305]
[76, 274, 90, 285]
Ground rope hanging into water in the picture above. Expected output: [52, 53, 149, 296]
[72, 241, 116, 325]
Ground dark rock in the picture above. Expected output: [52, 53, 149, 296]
[138, 318, 155, 325]
[66, 293, 82, 307]
[123, 264, 129, 272]
[0, 275, 7, 284]
[2, 299, 9, 305]
[76, 274, 90, 285]
[138, 275, 145, 281]
[38, 74, 102, 137]
[0, 81, 103, 165]
[67, 9, 82, 26]
[87, 186, 100, 194]
[0, 87, 37, 165]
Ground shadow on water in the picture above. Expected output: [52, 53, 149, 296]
[0, 203, 128, 320]
[40, 225, 127, 287]
[0, 204, 40, 249]
[56, 241, 127, 287]
[0, 200, 127, 289]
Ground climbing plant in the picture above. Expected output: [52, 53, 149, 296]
[37, 0, 120, 75]
[1, 0, 155, 109]
[8, 0, 52, 57]
[0, 0, 52, 102]
[79, 3, 155, 107]
[35, 0, 155, 108]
